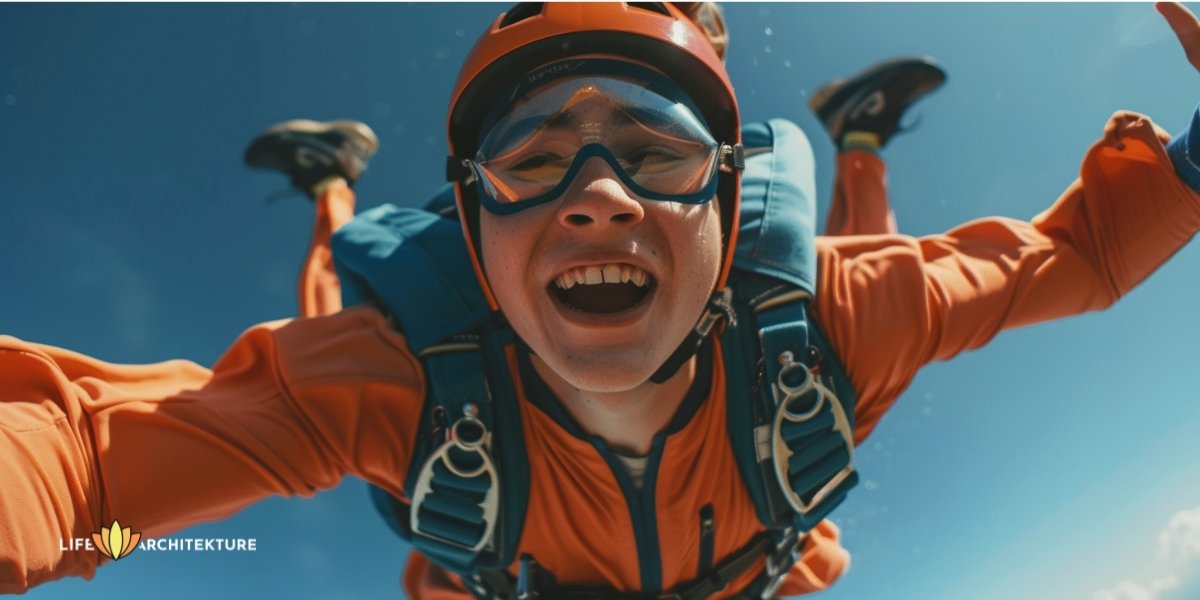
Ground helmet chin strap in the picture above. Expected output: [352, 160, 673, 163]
[648, 287, 736, 384]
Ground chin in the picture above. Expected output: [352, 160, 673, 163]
[542, 349, 662, 393]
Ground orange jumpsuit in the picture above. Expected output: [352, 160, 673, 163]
[2, 112, 1199, 596]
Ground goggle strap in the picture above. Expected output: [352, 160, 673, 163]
[446, 156, 473, 183]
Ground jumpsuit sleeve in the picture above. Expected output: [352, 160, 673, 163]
[0, 304, 425, 593]
[812, 111, 1200, 444]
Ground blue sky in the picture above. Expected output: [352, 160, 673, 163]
[3, 3, 1200, 599]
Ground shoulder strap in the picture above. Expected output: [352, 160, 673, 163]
[723, 118, 859, 541]
[332, 204, 528, 585]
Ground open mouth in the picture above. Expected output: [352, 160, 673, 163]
[549, 263, 656, 314]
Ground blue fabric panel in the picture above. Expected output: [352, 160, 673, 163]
[1167, 104, 1200, 193]
[423, 183, 458, 214]
[331, 204, 490, 353]
[734, 119, 819, 295]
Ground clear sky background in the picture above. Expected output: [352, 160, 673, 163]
[3, 3, 1200, 599]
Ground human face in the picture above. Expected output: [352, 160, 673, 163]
[476, 83, 724, 392]
[480, 162, 722, 392]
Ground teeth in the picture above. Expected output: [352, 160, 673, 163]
[553, 264, 651, 289]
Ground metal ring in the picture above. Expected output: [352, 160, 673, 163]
[776, 361, 815, 399]
[451, 416, 488, 452]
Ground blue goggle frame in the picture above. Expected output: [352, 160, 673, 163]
[456, 142, 743, 216]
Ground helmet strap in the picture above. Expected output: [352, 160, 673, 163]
[649, 287, 735, 384]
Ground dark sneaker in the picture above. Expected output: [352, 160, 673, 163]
[244, 119, 379, 196]
[808, 57, 946, 149]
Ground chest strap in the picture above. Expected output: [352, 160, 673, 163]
[723, 281, 859, 537]
[754, 292, 858, 532]
[406, 326, 530, 581]
[489, 528, 804, 600]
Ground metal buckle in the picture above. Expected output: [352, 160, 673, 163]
[759, 529, 803, 599]
[410, 404, 501, 553]
[769, 352, 856, 517]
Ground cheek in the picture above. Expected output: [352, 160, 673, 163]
[478, 213, 514, 295]
[685, 203, 724, 282]
[478, 210, 539, 306]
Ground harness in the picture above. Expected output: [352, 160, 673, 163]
[332, 119, 858, 598]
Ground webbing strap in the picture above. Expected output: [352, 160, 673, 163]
[408, 345, 500, 573]
[499, 529, 804, 600]
[755, 298, 858, 534]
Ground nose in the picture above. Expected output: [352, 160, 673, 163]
[556, 157, 645, 229]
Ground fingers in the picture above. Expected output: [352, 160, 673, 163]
[1157, 2, 1200, 71]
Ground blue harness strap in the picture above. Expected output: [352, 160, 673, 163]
[333, 205, 528, 583]
[721, 118, 858, 561]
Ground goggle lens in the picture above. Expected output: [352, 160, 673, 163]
[466, 74, 730, 214]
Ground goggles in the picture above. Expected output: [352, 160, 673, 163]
[452, 60, 743, 216]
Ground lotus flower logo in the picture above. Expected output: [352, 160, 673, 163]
[91, 519, 141, 560]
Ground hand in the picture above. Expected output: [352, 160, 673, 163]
[1158, 2, 1200, 71]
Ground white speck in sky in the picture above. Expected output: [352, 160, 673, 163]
[764, 27, 773, 36]
[784, 60, 792, 69]
[455, 27, 465, 38]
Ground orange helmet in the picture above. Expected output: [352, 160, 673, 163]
[447, 2, 742, 309]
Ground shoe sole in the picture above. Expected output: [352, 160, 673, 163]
[258, 119, 380, 155]
[809, 56, 946, 140]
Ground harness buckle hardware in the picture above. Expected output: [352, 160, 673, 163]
[769, 356, 856, 517]
[410, 408, 501, 554]
[759, 529, 803, 599]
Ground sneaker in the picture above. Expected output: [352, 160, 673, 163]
[244, 119, 379, 196]
[808, 57, 946, 149]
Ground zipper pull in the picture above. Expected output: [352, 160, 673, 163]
[698, 504, 715, 577]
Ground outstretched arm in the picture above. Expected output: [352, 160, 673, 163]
[0, 306, 423, 592]
[817, 2, 1200, 443]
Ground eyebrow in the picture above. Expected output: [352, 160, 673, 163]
[540, 107, 637, 133]
[483, 101, 708, 161]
